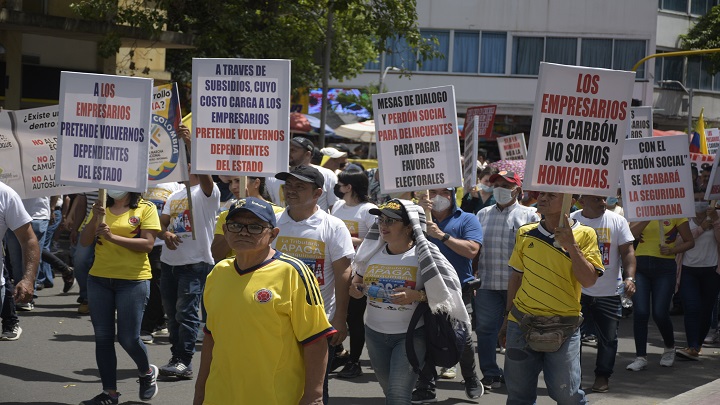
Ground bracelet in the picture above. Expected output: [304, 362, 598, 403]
[418, 290, 427, 302]
[625, 277, 636, 284]
[441, 233, 451, 243]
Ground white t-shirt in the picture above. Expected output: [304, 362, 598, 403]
[682, 220, 719, 268]
[273, 207, 355, 320]
[160, 184, 220, 266]
[330, 200, 377, 241]
[571, 209, 634, 297]
[265, 164, 339, 212]
[144, 182, 185, 247]
[22, 197, 50, 220]
[0, 183, 33, 286]
[357, 245, 424, 334]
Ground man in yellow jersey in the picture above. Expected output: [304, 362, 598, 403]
[193, 197, 335, 405]
[499, 193, 604, 405]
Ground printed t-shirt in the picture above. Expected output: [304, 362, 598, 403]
[88, 200, 161, 280]
[682, 220, 719, 267]
[357, 245, 424, 334]
[143, 182, 184, 247]
[265, 164, 338, 211]
[203, 252, 335, 405]
[571, 210, 634, 297]
[160, 184, 220, 265]
[508, 220, 604, 321]
[0, 183, 33, 287]
[635, 218, 689, 259]
[330, 200, 377, 241]
[214, 200, 284, 259]
[273, 207, 355, 320]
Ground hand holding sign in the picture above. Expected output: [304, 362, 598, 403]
[554, 214, 578, 250]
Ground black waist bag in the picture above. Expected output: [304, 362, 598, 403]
[406, 301, 468, 375]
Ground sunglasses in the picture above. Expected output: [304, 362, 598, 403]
[225, 222, 272, 234]
[375, 217, 400, 226]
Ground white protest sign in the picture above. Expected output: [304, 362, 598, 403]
[498, 133, 527, 160]
[56, 72, 152, 192]
[524, 63, 635, 196]
[704, 145, 720, 201]
[373, 85, 462, 194]
[148, 83, 189, 185]
[626, 106, 653, 139]
[14, 106, 92, 198]
[0, 111, 24, 193]
[192, 58, 290, 176]
[706, 128, 720, 156]
[462, 116, 478, 192]
[621, 135, 694, 221]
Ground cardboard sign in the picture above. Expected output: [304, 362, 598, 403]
[524, 63, 635, 195]
[191, 58, 290, 176]
[626, 106, 653, 139]
[463, 116, 479, 192]
[56, 72, 153, 192]
[706, 128, 720, 156]
[463, 105, 496, 139]
[621, 135, 694, 221]
[149, 83, 189, 185]
[372, 85, 462, 194]
[498, 133, 527, 160]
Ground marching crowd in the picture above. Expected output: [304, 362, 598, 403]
[2, 131, 720, 405]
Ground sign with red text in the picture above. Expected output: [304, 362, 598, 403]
[463, 105, 496, 139]
[498, 133, 527, 160]
[56, 72, 153, 192]
[463, 116, 478, 192]
[706, 127, 720, 156]
[626, 106, 653, 139]
[704, 145, 720, 201]
[373, 86, 462, 193]
[524, 63, 635, 196]
[149, 83, 188, 185]
[621, 135, 694, 221]
[0, 111, 24, 193]
[191, 58, 290, 176]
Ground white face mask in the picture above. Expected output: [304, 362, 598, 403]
[493, 187, 516, 205]
[696, 201, 709, 213]
[479, 184, 493, 193]
[432, 195, 452, 212]
[107, 190, 128, 200]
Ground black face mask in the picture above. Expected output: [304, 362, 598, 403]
[333, 184, 345, 199]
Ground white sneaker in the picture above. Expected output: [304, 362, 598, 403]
[439, 366, 457, 379]
[660, 347, 676, 367]
[626, 356, 647, 371]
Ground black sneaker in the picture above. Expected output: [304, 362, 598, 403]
[337, 361, 363, 379]
[62, 267, 76, 293]
[411, 388, 437, 404]
[330, 349, 349, 372]
[480, 375, 502, 390]
[1, 324, 22, 341]
[140, 331, 154, 344]
[80, 392, 120, 405]
[464, 376, 484, 399]
[159, 357, 193, 379]
[138, 365, 159, 401]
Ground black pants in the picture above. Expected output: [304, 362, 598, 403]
[347, 295, 367, 362]
[41, 249, 70, 274]
[1, 266, 18, 328]
[141, 245, 165, 332]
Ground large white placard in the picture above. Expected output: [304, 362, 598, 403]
[498, 133, 527, 160]
[191, 58, 290, 176]
[704, 144, 720, 201]
[56, 72, 153, 192]
[626, 106, 653, 139]
[372, 86, 462, 194]
[706, 127, 720, 157]
[524, 63, 635, 196]
[0, 112, 24, 193]
[621, 135, 694, 221]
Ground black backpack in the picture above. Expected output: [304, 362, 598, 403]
[405, 301, 468, 376]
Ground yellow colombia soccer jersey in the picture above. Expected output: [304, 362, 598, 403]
[635, 218, 688, 259]
[88, 200, 160, 280]
[508, 220, 604, 321]
[214, 201, 284, 259]
[203, 251, 335, 405]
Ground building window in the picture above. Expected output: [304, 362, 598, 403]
[512, 37, 544, 75]
[419, 30, 450, 72]
[481, 32, 507, 74]
[453, 31, 479, 73]
[386, 36, 417, 71]
[545, 37, 577, 65]
[656, 55, 685, 83]
[659, 0, 689, 12]
[581, 39, 613, 69]
[365, 59, 380, 71]
[614, 40, 646, 78]
[659, 0, 719, 14]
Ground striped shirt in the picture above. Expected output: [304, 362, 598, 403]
[476, 202, 539, 290]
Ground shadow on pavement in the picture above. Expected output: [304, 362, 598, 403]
[51, 333, 95, 342]
[0, 363, 84, 383]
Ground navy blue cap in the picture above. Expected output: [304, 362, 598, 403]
[276, 165, 324, 189]
[226, 197, 277, 228]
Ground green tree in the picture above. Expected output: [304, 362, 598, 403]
[680, 5, 720, 74]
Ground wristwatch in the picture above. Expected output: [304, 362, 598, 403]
[441, 233, 451, 243]
[625, 277, 636, 284]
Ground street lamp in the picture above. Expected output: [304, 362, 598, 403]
[659, 79, 694, 136]
[378, 66, 400, 93]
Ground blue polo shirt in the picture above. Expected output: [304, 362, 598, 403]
[428, 207, 484, 286]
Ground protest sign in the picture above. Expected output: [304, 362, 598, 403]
[0, 111, 24, 193]
[149, 83, 188, 185]
[706, 127, 720, 156]
[462, 116, 478, 192]
[56, 72, 153, 192]
[621, 135, 694, 221]
[626, 106, 653, 139]
[463, 105, 496, 140]
[498, 133, 527, 160]
[191, 58, 290, 176]
[524, 63, 635, 195]
[704, 145, 720, 201]
[373, 85, 462, 194]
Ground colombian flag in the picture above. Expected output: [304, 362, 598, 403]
[690, 108, 709, 154]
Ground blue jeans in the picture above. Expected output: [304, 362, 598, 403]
[580, 294, 621, 377]
[5, 219, 48, 286]
[74, 241, 96, 303]
[633, 256, 676, 356]
[475, 289, 507, 379]
[679, 265, 720, 350]
[505, 321, 586, 405]
[38, 210, 62, 287]
[366, 326, 426, 405]
[87, 275, 150, 391]
[160, 262, 212, 364]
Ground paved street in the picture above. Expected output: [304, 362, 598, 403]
[1, 279, 719, 405]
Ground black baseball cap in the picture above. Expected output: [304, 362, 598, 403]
[275, 165, 324, 189]
[369, 199, 410, 223]
[226, 197, 277, 228]
[290, 136, 314, 152]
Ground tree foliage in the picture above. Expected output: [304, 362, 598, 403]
[680, 5, 720, 74]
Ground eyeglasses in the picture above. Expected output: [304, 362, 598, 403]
[375, 217, 399, 226]
[225, 222, 272, 234]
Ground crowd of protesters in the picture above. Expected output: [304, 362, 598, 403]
[2, 134, 720, 405]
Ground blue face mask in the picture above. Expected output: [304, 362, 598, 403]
[606, 197, 618, 206]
